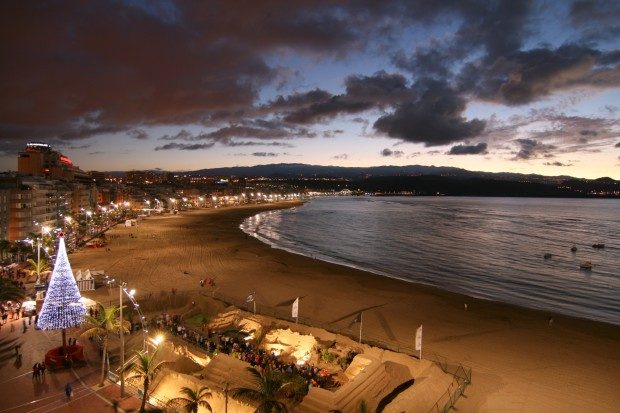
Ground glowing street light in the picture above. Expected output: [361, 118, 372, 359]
[153, 334, 165, 346]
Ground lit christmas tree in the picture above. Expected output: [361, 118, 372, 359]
[37, 233, 86, 337]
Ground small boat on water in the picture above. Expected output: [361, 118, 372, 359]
[570, 245, 577, 252]
[579, 261, 593, 270]
[592, 243, 605, 249]
[543, 253, 553, 259]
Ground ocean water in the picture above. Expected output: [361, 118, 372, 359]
[240, 197, 620, 325]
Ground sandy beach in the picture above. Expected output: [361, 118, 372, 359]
[71, 203, 620, 412]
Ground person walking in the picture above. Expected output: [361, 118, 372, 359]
[22, 318, 27, 333]
[64, 382, 73, 401]
[32, 363, 39, 380]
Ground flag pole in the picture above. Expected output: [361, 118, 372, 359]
[359, 312, 363, 344]
[253, 299, 256, 314]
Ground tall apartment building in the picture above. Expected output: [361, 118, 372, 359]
[0, 143, 128, 241]
[0, 174, 70, 241]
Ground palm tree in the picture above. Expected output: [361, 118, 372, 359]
[26, 256, 50, 283]
[0, 239, 11, 262]
[0, 278, 25, 301]
[167, 385, 212, 413]
[232, 367, 295, 413]
[123, 348, 170, 413]
[81, 304, 130, 385]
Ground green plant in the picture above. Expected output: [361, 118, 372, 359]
[123, 348, 171, 413]
[320, 348, 337, 363]
[185, 313, 210, 326]
[81, 304, 131, 386]
[337, 357, 350, 370]
[167, 385, 212, 413]
[232, 367, 297, 413]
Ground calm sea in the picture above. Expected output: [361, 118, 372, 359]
[240, 197, 620, 325]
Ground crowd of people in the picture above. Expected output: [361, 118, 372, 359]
[153, 313, 338, 389]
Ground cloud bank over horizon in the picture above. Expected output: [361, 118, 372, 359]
[0, 0, 618, 178]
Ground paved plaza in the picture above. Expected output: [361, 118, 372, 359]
[0, 317, 142, 413]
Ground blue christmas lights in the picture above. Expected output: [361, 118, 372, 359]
[36, 236, 86, 330]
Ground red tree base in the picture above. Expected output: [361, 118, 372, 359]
[44, 345, 85, 369]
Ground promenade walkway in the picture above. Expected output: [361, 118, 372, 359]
[0, 318, 142, 413]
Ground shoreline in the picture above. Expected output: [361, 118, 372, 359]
[241, 202, 619, 327]
[71, 203, 620, 412]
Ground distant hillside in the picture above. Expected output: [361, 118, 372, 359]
[189, 163, 576, 184]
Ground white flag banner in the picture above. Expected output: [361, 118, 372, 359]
[246, 293, 255, 303]
[415, 325, 423, 351]
[292, 297, 299, 318]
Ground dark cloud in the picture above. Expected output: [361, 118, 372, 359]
[333, 153, 348, 160]
[271, 71, 412, 124]
[226, 141, 294, 148]
[252, 152, 279, 157]
[343, 71, 412, 105]
[615, 142, 620, 147]
[154, 142, 215, 151]
[513, 139, 557, 160]
[1, 0, 618, 161]
[284, 98, 373, 124]
[569, 0, 620, 41]
[267, 89, 333, 110]
[459, 44, 620, 105]
[392, 43, 453, 79]
[580, 129, 598, 136]
[373, 80, 485, 146]
[127, 129, 149, 140]
[447, 142, 488, 155]
[544, 161, 573, 166]
[322, 130, 344, 138]
[2, 1, 393, 143]
[380, 148, 404, 157]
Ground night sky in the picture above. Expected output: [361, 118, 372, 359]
[1, 1, 619, 178]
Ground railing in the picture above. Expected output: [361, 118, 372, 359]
[428, 363, 472, 413]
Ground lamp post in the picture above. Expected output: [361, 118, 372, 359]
[119, 283, 137, 398]
[119, 282, 126, 397]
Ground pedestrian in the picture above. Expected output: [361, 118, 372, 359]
[32, 363, 39, 380]
[22, 318, 27, 333]
[39, 362, 46, 377]
[64, 382, 73, 400]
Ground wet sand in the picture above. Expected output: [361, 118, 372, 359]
[71, 203, 620, 412]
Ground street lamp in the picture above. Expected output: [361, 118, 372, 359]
[118, 281, 133, 397]
[153, 334, 165, 346]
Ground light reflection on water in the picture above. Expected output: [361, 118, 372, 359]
[240, 197, 620, 325]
